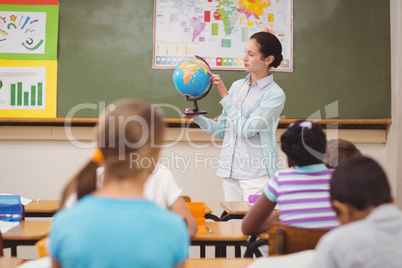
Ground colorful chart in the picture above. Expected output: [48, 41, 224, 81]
[0, 67, 46, 109]
[0, 60, 56, 117]
[154, 0, 293, 71]
[0, 0, 59, 118]
[0, 11, 47, 54]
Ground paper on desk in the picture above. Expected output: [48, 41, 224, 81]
[248, 250, 316, 268]
[0, 220, 19, 233]
[0, 193, 32, 205]
[17, 256, 51, 268]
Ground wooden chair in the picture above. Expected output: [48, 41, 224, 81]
[0, 232, 3, 257]
[182, 196, 220, 221]
[268, 224, 329, 255]
[35, 237, 49, 258]
[181, 195, 191, 202]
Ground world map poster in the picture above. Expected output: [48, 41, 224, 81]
[153, 0, 293, 71]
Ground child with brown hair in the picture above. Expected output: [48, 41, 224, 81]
[49, 99, 189, 268]
[323, 139, 362, 169]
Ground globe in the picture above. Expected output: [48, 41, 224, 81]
[173, 57, 212, 115]
[173, 58, 211, 99]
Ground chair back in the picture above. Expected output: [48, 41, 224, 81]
[181, 195, 191, 202]
[35, 237, 49, 258]
[0, 232, 3, 256]
[186, 202, 205, 225]
[268, 224, 329, 255]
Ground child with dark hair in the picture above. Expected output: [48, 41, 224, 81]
[323, 139, 362, 169]
[242, 120, 339, 235]
[311, 156, 402, 267]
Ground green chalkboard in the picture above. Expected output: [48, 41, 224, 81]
[57, 0, 390, 119]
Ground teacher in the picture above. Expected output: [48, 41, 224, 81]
[185, 32, 286, 202]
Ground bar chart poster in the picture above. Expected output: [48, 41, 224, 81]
[0, 67, 45, 109]
[0, 59, 56, 118]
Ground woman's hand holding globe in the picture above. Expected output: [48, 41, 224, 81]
[184, 71, 229, 120]
[209, 72, 229, 98]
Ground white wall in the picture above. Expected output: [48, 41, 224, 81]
[0, 136, 390, 216]
[388, 0, 402, 207]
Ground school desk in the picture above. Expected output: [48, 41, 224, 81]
[219, 201, 250, 221]
[184, 258, 254, 268]
[0, 257, 24, 268]
[24, 200, 60, 218]
[3, 221, 51, 257]
[204, 204, 220, 221]
[191, 221, 250, 258]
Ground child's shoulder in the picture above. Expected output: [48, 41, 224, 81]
[277, 165, 333, 175]
[274, 166, 334, 181]
[319, 219, 370, 249]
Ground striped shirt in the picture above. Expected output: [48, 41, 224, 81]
[263, 164, 339, 229]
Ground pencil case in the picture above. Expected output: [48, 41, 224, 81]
[0, 195, 23, 222]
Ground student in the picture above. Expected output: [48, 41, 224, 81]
[49, 99, 189, 268]
[323, 138, 362, 169]
[62, 163, 198, 238]
[185, 31, 286, 202]
[242, 120, 339, 235]
[311, 156, 402, 268]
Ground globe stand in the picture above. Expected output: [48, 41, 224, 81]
[184, 97, 207, 115]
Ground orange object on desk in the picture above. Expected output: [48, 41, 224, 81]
[186, 202, 206, 225]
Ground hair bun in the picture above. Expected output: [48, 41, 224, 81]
[272, 54, 283, 68]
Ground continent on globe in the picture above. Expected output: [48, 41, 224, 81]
[236, 0, 271, 20]
[190, 17, 206, 42]
[173, 58, 211, 99]
[215, 0, 238, 35]
[178, 60, 208, 85]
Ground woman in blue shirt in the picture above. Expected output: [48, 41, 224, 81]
[186, 32, 286, 202]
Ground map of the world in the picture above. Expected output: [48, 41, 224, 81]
[153, 0, 293, 71]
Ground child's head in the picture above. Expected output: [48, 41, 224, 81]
[330, 156, 392, 224]
[61, 99, 165, 206]
[323, 139, 362, 168]
[249, 31, 283, 68]
[98, 99, 165, 178]
[281, 120, 327, 167]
